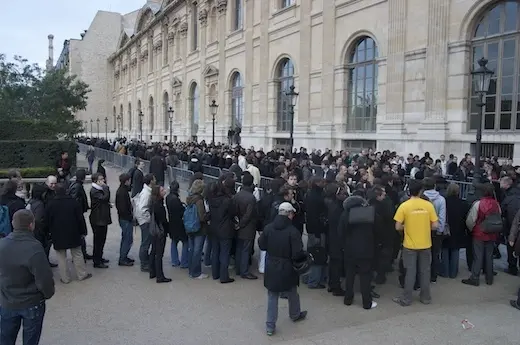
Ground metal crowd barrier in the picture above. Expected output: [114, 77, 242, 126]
[202, 164, 222, 177]
[259, 176, 273, 191]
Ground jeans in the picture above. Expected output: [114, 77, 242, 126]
[307, 233, 326, 287]
[0, 301, 46, 345]
[440, 248, 460, 278]
[401, 248, 432, 305]
[430, 235, 442, 281]
[266, 287, 301, 332]
[470, 240, 494, 283]
[171, 238, 189, 267]
[119, 219, 134, 262]
[139, 222, 152, 269]
[204, 235, 213, 266]
[211, 238, 232, 281]
[188, 235, 205, 278]
[149, 234, 167, 279]
[91, 224, 108, 265]
[235, 238, 253, 276]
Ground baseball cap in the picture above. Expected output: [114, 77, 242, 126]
[278, 202, 296, 215]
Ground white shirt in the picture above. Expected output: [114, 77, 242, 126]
[133, 184, 151, 225]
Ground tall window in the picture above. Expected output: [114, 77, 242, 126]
[128, 102, 132, 131]
[118, 104, 123, 130]
[231, 72, 244, 127]
[192, 3, 199, 51]
[281, 0, 294, 9]
[276, 58, 294, 132]
[163, 92, 169, 130]
[149, 39, 154, 72]
[190, 83, 200, 135]
[234, 0, 243, 30]
[163, 31, 169, 65]
[470, 1, 520, 131]
[149, 96, 154, 131]
[347, 36, 378, 132]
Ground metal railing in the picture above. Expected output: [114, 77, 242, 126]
[202, 164, 222, 178]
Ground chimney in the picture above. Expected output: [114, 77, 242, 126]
[46, 34, 54, 71]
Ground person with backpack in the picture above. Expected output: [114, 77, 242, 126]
[462, 183, 502, 287]
[166, 181, 188, 269]
[68, 169, 91, 261]
[184, 179, 209, 279]
[0, 180, 26, 238]
[27, 184, 57, 267]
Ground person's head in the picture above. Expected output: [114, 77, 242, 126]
[54, 183, 67, 196]
[137, 160, 145, 170]
[242, 172, 254, 188]
[30, 183, 46, 201]
[278, 202, 296, 220]
[440, 154, 445, 161]
[98, 159, 105, 166]
[371, 185, 386, 201]
[287, 173, 298, 187]
[408, 179, 423, 197]
[75, 169, 87, 183]
[1, 180, 18, 197]
[169, 180, 180, 195]
[446, 183, 460, 198]
[12, 209, 35, 232]
[119, 173, 131, 186]
[61, 151, 69, 159]
[500, 176, 513, 190]
[274, 165, 288, 180]
[7, 169, 21, 181]
[281, 186, 294, 201]
[144, 173, 155, 186]
[91, 173, 105, 185]
[480, 183, 495, 198]
[422, 177, 436, 191]
[190, 179, 205, 195]
[46, 175, 58, 190]
[151, 185, 166, 201]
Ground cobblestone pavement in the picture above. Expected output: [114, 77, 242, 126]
[35, 156, 520, 345]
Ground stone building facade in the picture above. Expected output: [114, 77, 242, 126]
[106, 0, 520, 159]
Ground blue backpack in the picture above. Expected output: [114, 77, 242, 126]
[183, 203, 201, 234]
[0, 205, 12, 237]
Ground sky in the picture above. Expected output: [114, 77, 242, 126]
[0, 0, 145, 67]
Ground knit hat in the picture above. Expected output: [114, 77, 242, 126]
[12, 209, 34, 231]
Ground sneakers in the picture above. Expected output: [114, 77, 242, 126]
[194, 273, 208, 280]
[370, 301, 378, 309]
[461, 278, 480, 287]
[291, 310, 307, 322]
[266, 330, 275, 336]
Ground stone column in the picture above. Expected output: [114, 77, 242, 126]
[217, 0, 228, 132]
[199, 5, 208, 135]
[383, 0, 407, 130]
[297, 0, 311, 136]
[321, 0, 335, 144]
[179, 22, 189, 138]
[244, 0, 253, 131]
[258, 0, 270, 144]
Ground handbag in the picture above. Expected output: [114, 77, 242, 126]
[481, 212, 503, 233]
[149, 211, 165, 237]
[348, 204, 375, 225]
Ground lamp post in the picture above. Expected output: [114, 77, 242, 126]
[285, 85, 299, 154]
[138, 110, 144, 140]
[117, 114, 122, 138]
[96, 118, 100, 138]
[168, 106, 174, 143]
[471, 57, 494, 184]
[84, 121, 87, 136]
[104, 116, 109, 140]
[209, 100, 219, 145]
[90, 119, 93, 137]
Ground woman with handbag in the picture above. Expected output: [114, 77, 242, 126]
[149, 185, 171, 283]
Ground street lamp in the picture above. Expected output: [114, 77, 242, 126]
[96, 118, 100, 138]
[90, 119, 93, 137]
[104, 116, 109, 140]
[285, 85, 299, 154]
[138, 110, 144, 140]
[84, 121, 87, 136]
[209, 100, 219, 145]
[168, 106, 174, 143]
[471, 57, 494, 183]
[117, 114, 122, 138]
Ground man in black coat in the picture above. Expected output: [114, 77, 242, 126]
[149, 150, 166, 186]
[258, 202, 307, 336]
[500, 176, 520, 276]
[46, 184, 91, 284]
[233, 174, 258, 279]
[116, 173, 134, 266]
[131, 160, 145, 198]
[68, 169, 91, 261]
[89, 173, 112, 269]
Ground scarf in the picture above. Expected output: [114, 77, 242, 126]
[91, 183, 103, 191]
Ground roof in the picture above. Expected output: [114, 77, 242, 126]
[122, 9, 140, 37]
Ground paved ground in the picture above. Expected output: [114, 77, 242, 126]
[34, 156, 520, 345]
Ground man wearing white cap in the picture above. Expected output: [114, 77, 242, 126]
[258, 202, 307, 336]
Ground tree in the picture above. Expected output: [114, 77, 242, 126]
[0, 54, 90, 136]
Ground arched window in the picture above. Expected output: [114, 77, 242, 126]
[149, 96, 154, 131]
[346, 36, 378, 132]
[470, 1, 520, 131]
[234, 0, 243, 31]
[231, 72, 244, 128]
[276, 58, 294, 132]
[128, 102, 132, 131]
[163, 92, 169, 130]
[190, 83, 199, 134]
[137, 99, 142, 132]
[118, 104, 123, 131]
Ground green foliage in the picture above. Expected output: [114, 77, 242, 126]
[0, 120, 59, 140]
[0, 54, 90, 137]
[0, 167, 56, 178]
[0, 140, 77, 169]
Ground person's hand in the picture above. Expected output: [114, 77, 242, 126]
[510, 241, 515, 247]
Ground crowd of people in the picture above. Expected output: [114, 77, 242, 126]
[3, 137, 520, 342]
